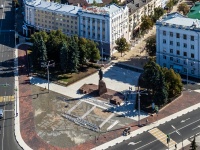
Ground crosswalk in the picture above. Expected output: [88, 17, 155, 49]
[149, 128, 176, 150]
[0, 95, 14, 102]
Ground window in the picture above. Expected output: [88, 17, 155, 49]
[184, 68, 187, 72]
[170, 41, 173, 45]
[163, 63, 166, 67]
[191, 36, 194, 41]
[170, 32, 173, 37]
[177, 50, 180, 55]
[177, 42, 180, 46]
[191, 70, 194, 74]
[191, 53, 194, 58]
[183, 34, 187, 39]
[183, 43, 187, 48]
[163, 31, 166, 36]
[183, 52, 187, 56]
[163, 39, 166, 44]
[170, 57, 173, 61]
[163, 55, 166, 59]
[176, 33, 180, 38]
[163, 49, 166, 52]
[191, 45, 194, 49]
[170, 49, 173, 53]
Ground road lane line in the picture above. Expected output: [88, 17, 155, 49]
[181, 118, 190, 123]
[135, 118, 200, 150]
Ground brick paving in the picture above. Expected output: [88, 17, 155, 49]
[18, 44, 200, 150]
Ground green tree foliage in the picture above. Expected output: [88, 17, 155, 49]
[178, 2, 190, 15]
[163, 68, 183, 98]
[151, 7, 165, 22]
[110, 0, 119, 4]
[145, 35, 156, 56]
[59, 41, 68, 72]
[31, 34, 47, 68]
[86, 40, 100, 62]
[68, 36, 79, 73]
[46, 30, 67, 64]
[190, 136, 198, 150]
[140, 15, 154, 33]
[115, 37, 130, 57]
[78, 38, 88, 65]
[166, 0, 174, 10]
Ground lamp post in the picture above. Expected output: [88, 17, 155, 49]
[171, 125, 184, 150]
[137, 86, 148, 126]
[101, 40, 103, 65]
[41, 60, 55, 93]
[186, 59, 188, 89]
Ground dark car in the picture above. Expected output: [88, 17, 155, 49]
[0, 109, 3, 119]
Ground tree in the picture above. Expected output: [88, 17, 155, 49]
[163, 68, 183, 98]
[86, 40, 100, 62]
[190, 136, 198, 150]
[178, 2, 190, 15]
[141, 59, 168, 106]
[145, 35, 156, 56]
[166, 0, 174, 11]
[59, 41, 69, 72]
[151, 7, 165, 22]
[46, 30, 67, 64]
[38, 36, 47, 64]
[68, 36, 79, 72]
[140, 15, 154, 33]
[110, 0, 119, 4]
[78, 38, 88, 65]
[115, 37, 130, 57]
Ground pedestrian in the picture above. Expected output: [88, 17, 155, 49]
[175, 143, 177, 149]
[146, 119, 149, 125]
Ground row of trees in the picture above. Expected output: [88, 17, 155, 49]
[31, 30, 100, 73]
[140, 7, 165, 33]
[140, 59, 183, 106]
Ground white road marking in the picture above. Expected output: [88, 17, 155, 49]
[181, 118, 190, 123]
[81, 105, 96, 119]
[99, 113, 115, 128]
[107, 120, 119, 131]
[192, 125, 200, 130]
[135, 118, 200, 150]
[128, 141, 141, 146]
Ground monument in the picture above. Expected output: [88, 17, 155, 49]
[98, 69, 107, 95]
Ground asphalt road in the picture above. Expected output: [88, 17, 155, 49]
[0, 0, 22, 149]
[108, 108, 200, 150]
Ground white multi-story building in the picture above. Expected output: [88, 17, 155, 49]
[78, 5, 129, 56]
[23, 0, 129, 56]
[156, 12, 200, 78]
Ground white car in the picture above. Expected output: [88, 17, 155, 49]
[0, 109, 3, 119]
[0, 4, 3, 9]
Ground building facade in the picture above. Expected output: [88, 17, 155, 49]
[156, 12, 200, 78]
[24, 0, 129, 56]
[127, 0, 158, 39]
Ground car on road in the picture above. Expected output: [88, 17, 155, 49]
[0, 109, 3, 119]
[0, 4, 3, 9]
[123, 127, 130, 136]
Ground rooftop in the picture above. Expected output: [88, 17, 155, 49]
[127, 0, 152, 14]
[25, 0, 80, 14]
[187, 2, 200, 20]
[157, 12, 200, 28]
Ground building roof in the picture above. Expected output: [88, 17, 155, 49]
[127, 0, 152, 13]
[187, 2, 200, 20]
[25, 0, 80, 14]
[67, 0, 112, 7]
[157, 12, 200, 28]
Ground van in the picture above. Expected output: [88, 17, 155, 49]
[0, 109, 3, 119]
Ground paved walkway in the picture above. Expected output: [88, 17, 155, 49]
[14, 43, 200, 150]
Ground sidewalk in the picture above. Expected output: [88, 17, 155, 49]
[14, 43, 200, 150]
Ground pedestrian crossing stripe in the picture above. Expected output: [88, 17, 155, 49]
[149, 128, 176, 149]
[0, 96, 15, 102]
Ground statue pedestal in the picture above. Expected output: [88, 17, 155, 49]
[98, 80, 107, 96]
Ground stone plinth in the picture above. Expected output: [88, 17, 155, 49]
[98, 80, 107, 96]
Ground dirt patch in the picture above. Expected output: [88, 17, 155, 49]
[93, 107, 111, 119]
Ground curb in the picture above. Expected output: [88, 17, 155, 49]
[14, 43, 33, 150]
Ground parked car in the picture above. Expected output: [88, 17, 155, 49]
[0, 109, 3, 119]
[0, 4, 3, 9]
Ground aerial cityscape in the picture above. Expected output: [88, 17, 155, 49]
[0, 0, 200, 149]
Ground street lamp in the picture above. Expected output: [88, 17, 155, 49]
[137, 86, 148, 126]
[101, 40, 103, 65]
[171, 125, 184, 150]
[41, 60, 55, 93]
[186, 59, 188, 89]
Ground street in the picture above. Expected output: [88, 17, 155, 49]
[0, 0, 22, 148]
[108, 108, 200, 150]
